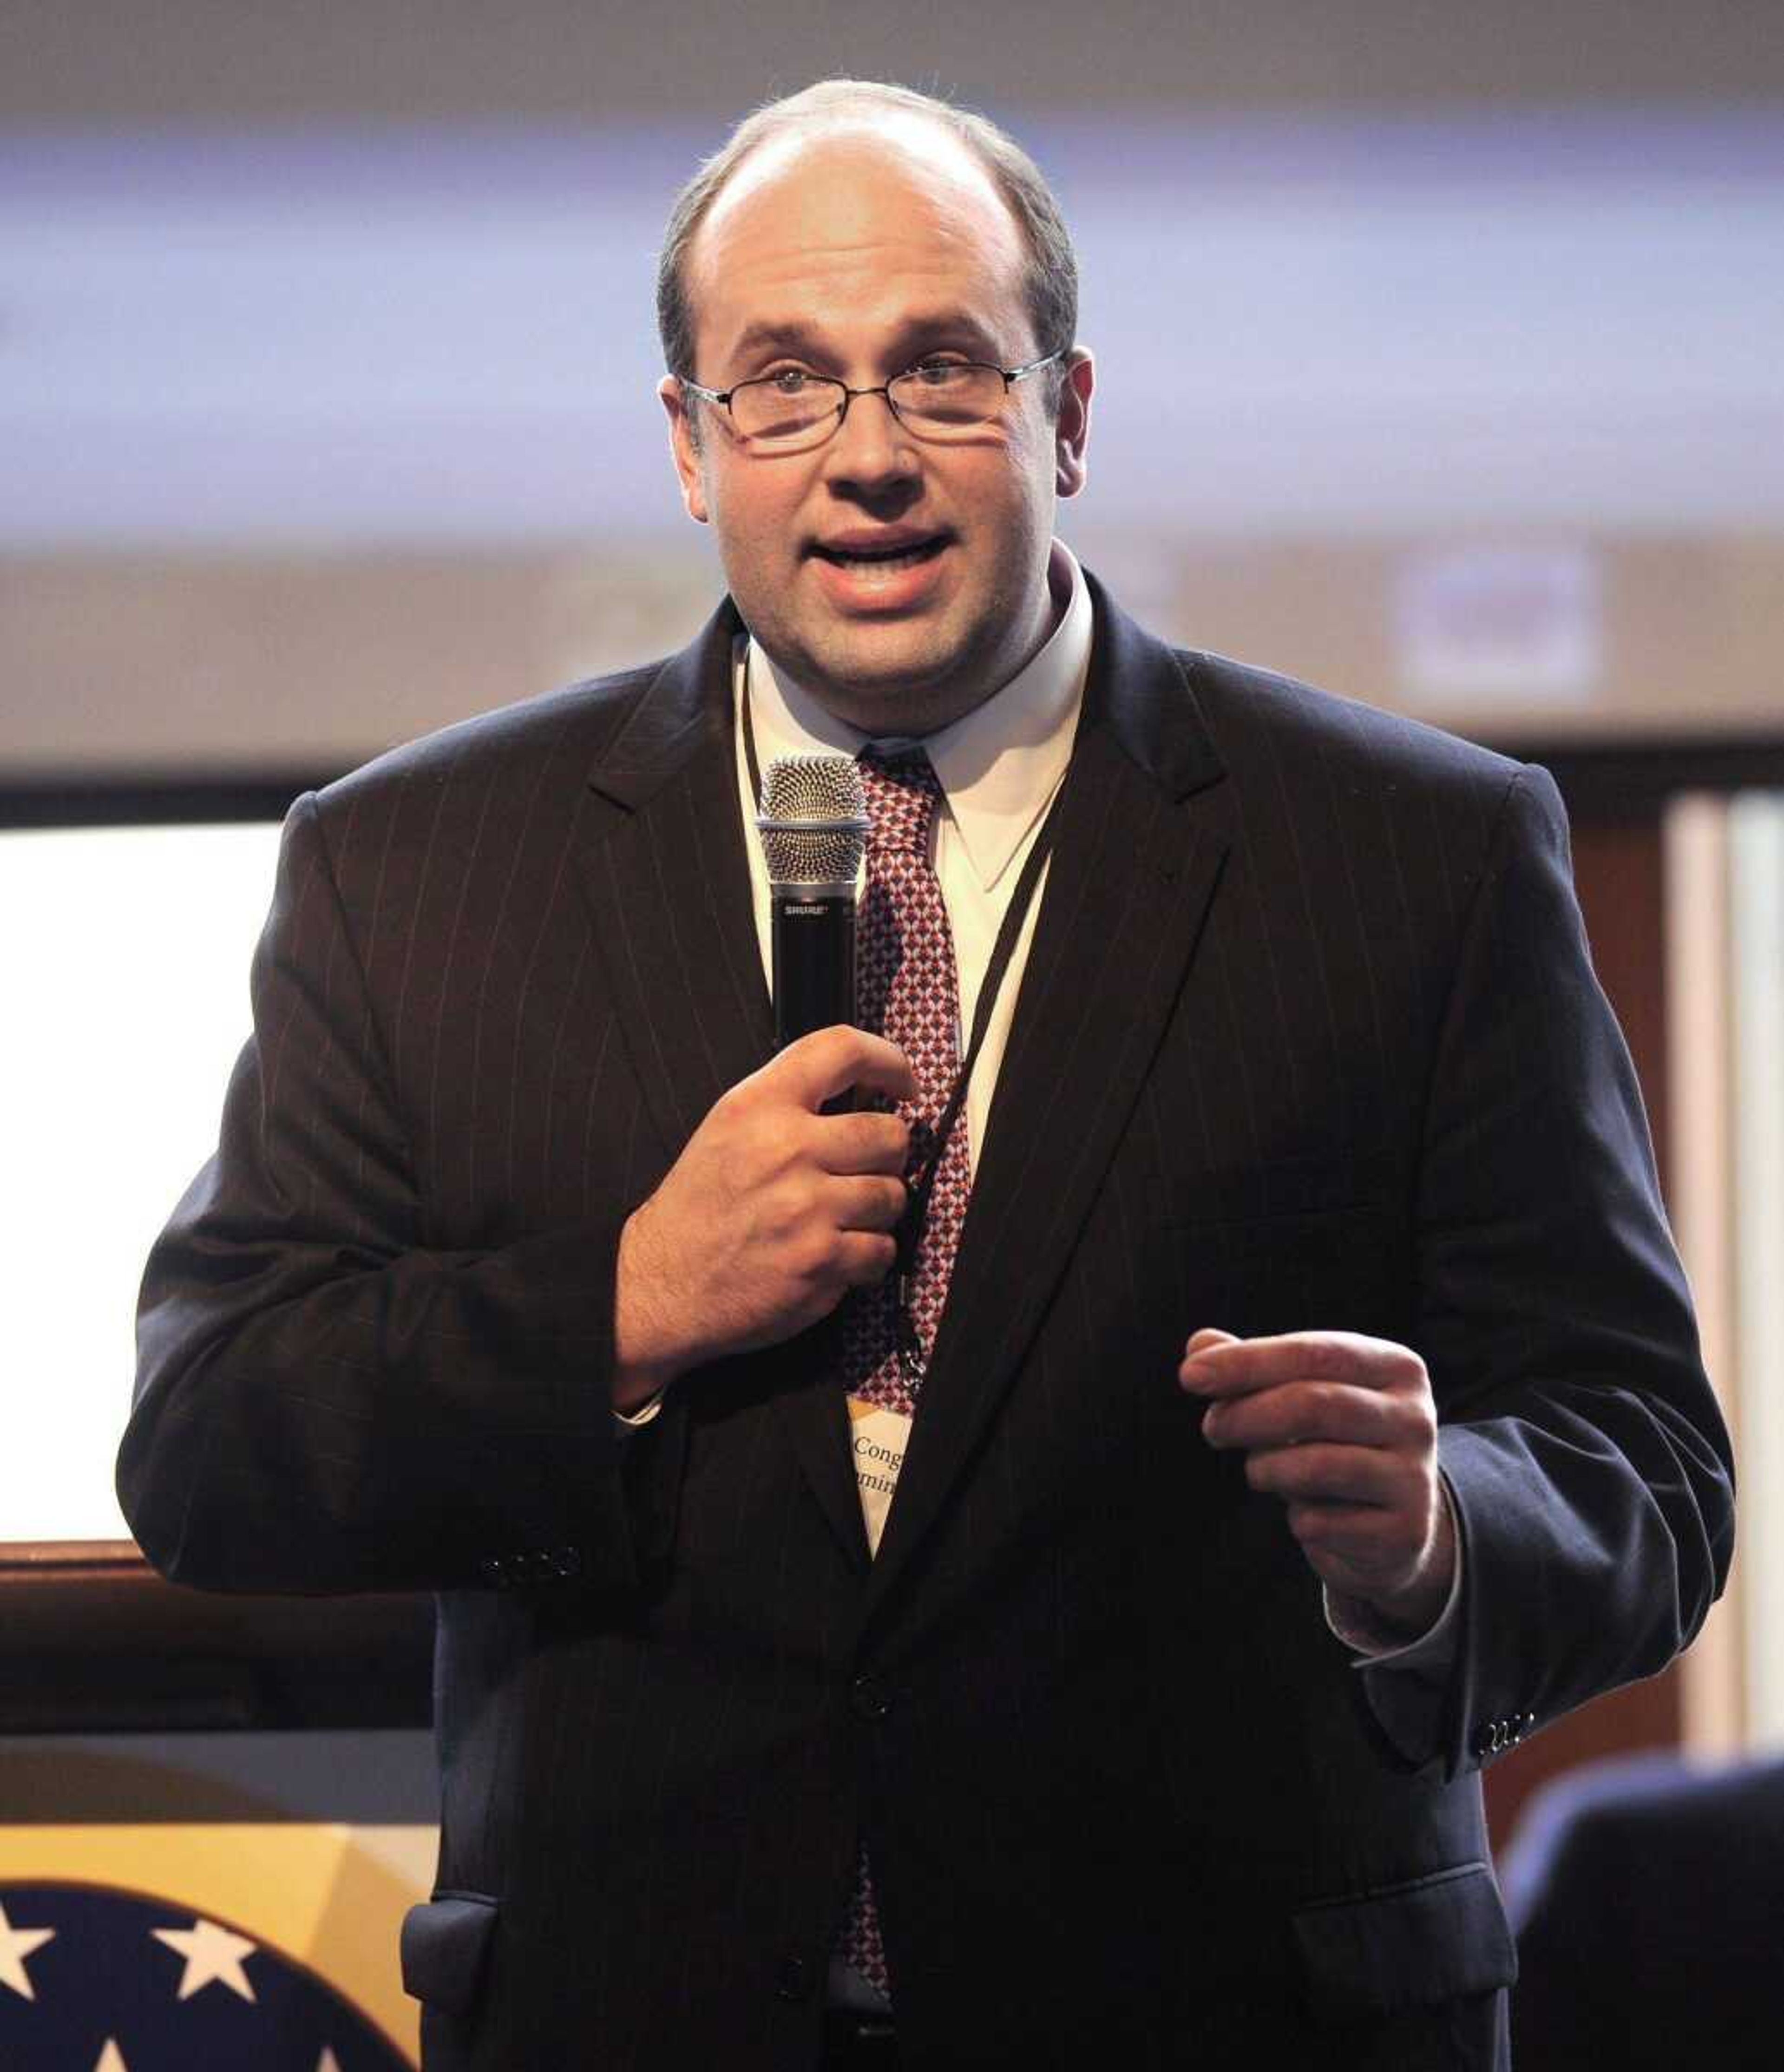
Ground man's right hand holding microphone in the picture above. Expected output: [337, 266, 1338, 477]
[612, 1026, 917, 1411]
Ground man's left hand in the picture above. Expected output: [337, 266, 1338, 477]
[1180, 1328, 1455, 1641]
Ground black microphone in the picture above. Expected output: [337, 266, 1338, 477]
[754, 753, 868, 1050]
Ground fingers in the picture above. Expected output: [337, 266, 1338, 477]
[1284, 1498, 1407, 1555]
[1237, 1440, 1409, 1508]
[827, 1174, 909, 1234]
[814, 1109, 912, 1178]
[772, 1026, 919, 1111]
[833, 1229, 899, 1288]
[1200, 1377, 1411, 1454]
[1180, 1330, 1425, 1400]
[1181, 1327, 1434, 1491]
[1177, 1327, 1450, 1625]
[636, 1033, 917, 1369]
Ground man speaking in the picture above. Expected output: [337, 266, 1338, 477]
[120, 80, 1733, 2071]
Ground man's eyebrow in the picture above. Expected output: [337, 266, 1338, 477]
[889, 314, 1003, 359]
[729, 320, 829, 362]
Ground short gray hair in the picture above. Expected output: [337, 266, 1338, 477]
[656, 79, 1078, 385]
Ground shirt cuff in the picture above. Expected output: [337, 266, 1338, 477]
[1323, 1474, 1463, 1673]
[614, 1390, 667, 1428]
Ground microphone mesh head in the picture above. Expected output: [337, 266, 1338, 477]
[756, 753, 868, 887]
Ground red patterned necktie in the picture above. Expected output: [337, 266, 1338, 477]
[838, 745, 973, 1411]
[834, 744, 973, 1998]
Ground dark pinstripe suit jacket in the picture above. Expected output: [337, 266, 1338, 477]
[122, 575, 1732, 2072]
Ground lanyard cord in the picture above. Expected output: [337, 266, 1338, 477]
[741, 667, 1065, 1374]
[891, 808, 1056, 1273]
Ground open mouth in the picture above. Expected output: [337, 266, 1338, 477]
[811, 535, 950, 573]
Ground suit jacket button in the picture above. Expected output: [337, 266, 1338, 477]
[850, 1675, 892, 1721]
[775, 1954, 813, 2001]
[553, 1547, 582, 1579]
[478, 1556, 506, 1588]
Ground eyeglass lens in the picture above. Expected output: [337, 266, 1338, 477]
[732, 365, 1008, 445]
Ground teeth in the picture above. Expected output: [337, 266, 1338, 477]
[824, 540, 940, 566]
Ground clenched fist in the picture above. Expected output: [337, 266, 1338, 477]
[612, 1026, 918, 1409]
[1181, 1327, 1456, 1641]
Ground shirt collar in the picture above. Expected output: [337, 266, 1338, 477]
[743, 541, 1093, 894]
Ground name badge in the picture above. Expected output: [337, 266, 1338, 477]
[846, 1397, 912, 1557]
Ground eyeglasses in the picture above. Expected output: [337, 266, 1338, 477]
[678, 351, 1066, 453]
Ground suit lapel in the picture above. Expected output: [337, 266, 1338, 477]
[579, 603, 772, 1147]
[578, 605, 866, 1568]
[865, 579, 1230, 1614]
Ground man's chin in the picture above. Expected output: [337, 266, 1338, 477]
[809, 668, 978, 738]
[777, 632, 980, 736]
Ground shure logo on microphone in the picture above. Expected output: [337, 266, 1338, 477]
[785, 902, 826, 916]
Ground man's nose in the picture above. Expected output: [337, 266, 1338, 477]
[821, 388, 920, 493]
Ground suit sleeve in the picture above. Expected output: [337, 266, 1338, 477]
[119, 791, 678, 1597]
[1386, 764, 1733, 1779]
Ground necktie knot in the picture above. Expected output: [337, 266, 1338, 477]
[858, 745, 942, 855]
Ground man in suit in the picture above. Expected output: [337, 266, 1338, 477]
[120, 80, 1733, 2071]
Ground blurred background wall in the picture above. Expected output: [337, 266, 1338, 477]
[5, 0, 1783, 771]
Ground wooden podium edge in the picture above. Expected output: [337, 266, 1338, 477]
[0, 1541, 433, 1734]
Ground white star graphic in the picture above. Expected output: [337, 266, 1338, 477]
[0, 1901, 55, 2000]
[151, 1916, 258, 2001]
[93, 2043, 129, 2072]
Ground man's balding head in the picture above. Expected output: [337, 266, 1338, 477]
[656, 80, 1078, 386]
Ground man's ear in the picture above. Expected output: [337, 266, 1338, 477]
[1054, 349, 1095, 499]
[658, 375, 710, 524]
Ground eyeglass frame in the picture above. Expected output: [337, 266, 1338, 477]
[676, 348, 1068, 448]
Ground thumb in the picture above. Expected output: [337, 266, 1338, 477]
[1183, 1327, 1240, 1358]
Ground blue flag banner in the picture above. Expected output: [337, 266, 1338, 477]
[0, 1881, 413, 2071]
